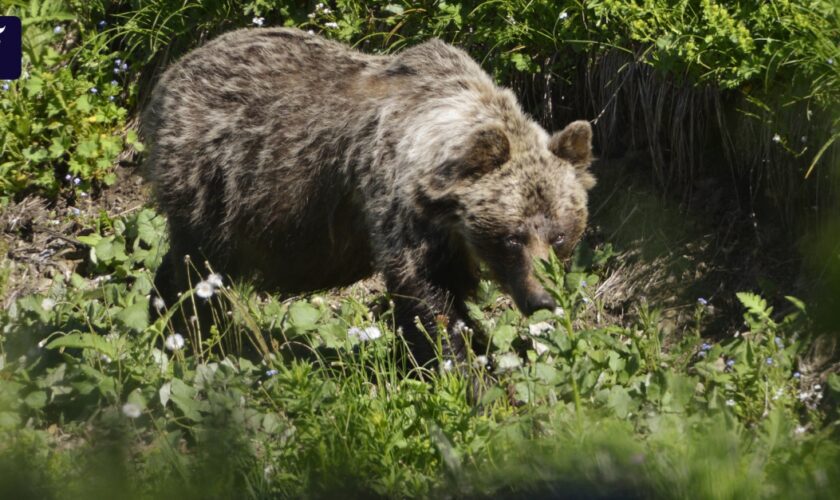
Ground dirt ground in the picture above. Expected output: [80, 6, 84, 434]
[0, 164, 149, 310]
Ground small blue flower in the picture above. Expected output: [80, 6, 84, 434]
[54, 26, 62, 34]
[700, 342, 712, 351]
[108, 96, 115, 102]
[697, 297, 708, 306]
[121, 62, 128, 72]
[113, 68, 121, 75]
[774, 336, 784, 348]
[73, 177, 81, 185]
[115, 59, 122, 66]
[1, 83, 9, 92]
[698, 351, 707, 358]
[793, 371, 801, 379]
[265, 369, 278, 377]
[64, 174, 72, 181]
[766, 357, 774, 365]
[90, 87, 98, 94]
[726, 359, 735, 368]
[111, 80, 118, 86]
[98, 20, 106, 29]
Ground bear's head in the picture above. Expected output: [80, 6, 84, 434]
[422, 119, 595, 316]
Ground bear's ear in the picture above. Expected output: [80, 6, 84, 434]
[462, 126, 511, 177]
[549, 120, 592, 167]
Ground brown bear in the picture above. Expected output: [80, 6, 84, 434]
[141, 27, 595, 364]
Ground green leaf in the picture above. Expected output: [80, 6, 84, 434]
[116, 301, 149, 332]
[75, 95, 92, 114]
[46, 333, 117, 359]
[606, 386, 634, 418]
[23, 391, 47, 409]
[491, 324, 517, 350]
[170, 378, 202, 422]
[289, 302, 320, 331]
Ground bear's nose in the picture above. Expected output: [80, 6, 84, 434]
[525, 291, 556, 315]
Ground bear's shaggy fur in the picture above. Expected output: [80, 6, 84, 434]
[142, 28, 595, 363]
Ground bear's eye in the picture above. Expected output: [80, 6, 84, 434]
[552, 234, 566, 247]
[504, 235, 525, 248]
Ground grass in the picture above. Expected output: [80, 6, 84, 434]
[0, 208, 838, 498]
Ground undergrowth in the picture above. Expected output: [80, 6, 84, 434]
[1, 208, 838, 498]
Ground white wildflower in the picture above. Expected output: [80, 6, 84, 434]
[559, 11, 569, 20]
[441, 359, 454, 372]
[206, 272, 224, 288]
[122, 403, 142, 419]
[828, 58, 834, 65]
[40, 298, 56, 311]
[325, 21, 339, 29]
[795, 425, 807, 435]
[495, 352, 521, 372]
[37, 339, 47, 348]
[528, 321, 554, 337]
[725, 398, 735, 407]
[152, 296, 166, 312]
[348, 326, 382, 342]
[473, 355, 489, 369]
[194, 280, 214, 299]
[252, 17, 265, 27]
[553, 306, 565, 317]
[307, 29, 315, 34]
[772, 133, 781, 143]
[101, 354, 112, 364]
[308, 12, 316, 19]
[164, 333, 185, 351]
[315, 2, 325, 9]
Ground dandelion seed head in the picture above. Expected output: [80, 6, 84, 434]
[194, 281, 214, 299]
[206, 273, 224, 288]
[121, 403, 141, 418]
[164, 333, 185, 351]
[348, 326, 382, 342]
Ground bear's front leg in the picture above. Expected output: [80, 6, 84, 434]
[385, 271, 471, 369]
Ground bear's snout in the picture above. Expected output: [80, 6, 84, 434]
[523, 289, 557, 316]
